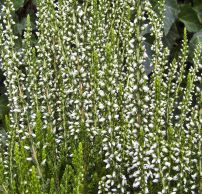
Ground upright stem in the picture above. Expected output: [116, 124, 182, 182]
[199, 93, 202, 194]
[136, 3, 142, 125]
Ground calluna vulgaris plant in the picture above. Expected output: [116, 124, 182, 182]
[0, 0, 202, 193]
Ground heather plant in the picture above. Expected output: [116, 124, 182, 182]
[0, 0, 202, 193]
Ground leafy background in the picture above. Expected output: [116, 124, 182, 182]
[0, 0, 202, 133]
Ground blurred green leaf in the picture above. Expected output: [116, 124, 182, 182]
[162, 23, 180, 50]
[0, 0, 4, 9]
[0, 69, 5, 83]
[0, 127, 7, 150]
[188, 30, 202, 64]
[11, 0, 24, 10]
[31, 0, 38, 6]
[14, 37, 22, 52]
[193, 0, 202, 23]
[184, 0, 193, 4]
[0, 95, 9, 116]
[143, 33, 155, 75]
[13, 22, 24, 35]
[26, 9, 36, 24]
[21, 10, 37, 30]
[13, 10, 36, 35]
[30, 34, 37, 46]
[149, 0, 158, 12]
[178, 4, 202, 33]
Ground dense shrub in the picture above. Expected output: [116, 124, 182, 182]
[0, 0, 202, 193]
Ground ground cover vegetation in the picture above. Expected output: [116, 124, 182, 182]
[0, 0, 202, 193]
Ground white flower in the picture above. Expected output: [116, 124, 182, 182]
[113, 104, 118, 108]
[138, 59, 144, 63]
[103, 138, 108, 142]
[99, 103, 104, 109]
[42, 159, 46, 165]
[100, 117, 105, 122]
[106, 164, 110, 169]
[191, 185, 196, 189]
[133, 182, 140, 187]
[143, 86, 149, 92]
[165, 162, 171, 167]
[167, 177, 173, 181]
[191, 173, 197, 179]
[32, 134, 36, 138]
[149, 124, 153, 128]
[103, 146, 108, 150]
[173, 166, 180, 171]
[26, 158, 32, 161]
[153, 179, 158, 183]
[24, 146, 30, 150]
[99, 90, 104, 96]
[78, 9, 84, 17]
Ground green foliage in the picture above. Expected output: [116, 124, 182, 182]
[0, 0, 202, 193]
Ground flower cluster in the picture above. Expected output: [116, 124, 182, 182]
[0, 0, 201, 193]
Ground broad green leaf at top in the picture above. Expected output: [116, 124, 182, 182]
[193, 0, 202, 23]
[32, 0, 38, 6]
[150, 0, 180, 36]
[162, 23, 180, 50]
[178, 4, 202, 33]
[0, 0, 4, 9]
[11, 0, 24, 10]
[188, 30, 202, 64]
[163, 0, 180, 36]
